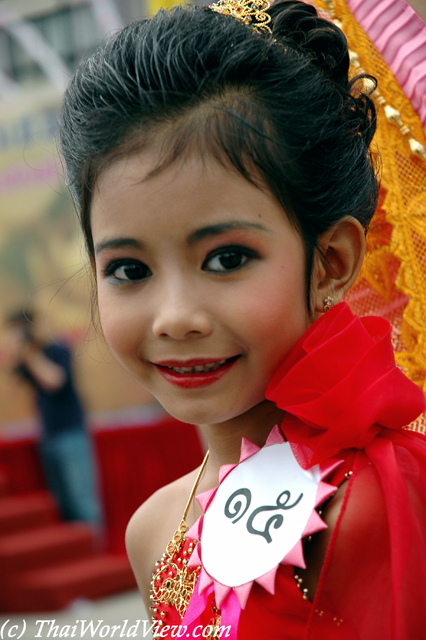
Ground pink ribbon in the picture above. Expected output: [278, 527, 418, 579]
[220, 590, 242, 640]
[181, 580, 214, 635]
[181, 577, 242, 639]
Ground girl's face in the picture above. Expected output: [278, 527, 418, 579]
[91, 152, 311, 426]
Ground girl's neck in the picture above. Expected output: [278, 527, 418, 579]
[198, 400, 285, 484]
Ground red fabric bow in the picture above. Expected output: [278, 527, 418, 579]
[266, 302, 425, 468]
[265, 302, 426, 639]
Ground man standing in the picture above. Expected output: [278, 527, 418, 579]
[1, 309, 101, 528]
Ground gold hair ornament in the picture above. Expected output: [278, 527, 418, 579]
[210, 0, 272, 34]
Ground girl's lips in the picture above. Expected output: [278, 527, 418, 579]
[154, 356, 240, 389]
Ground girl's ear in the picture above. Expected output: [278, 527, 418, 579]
[311, 216, 366, 314]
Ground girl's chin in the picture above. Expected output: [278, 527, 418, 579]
[159, 406, 241, 427]
[155, 396, 266, 428]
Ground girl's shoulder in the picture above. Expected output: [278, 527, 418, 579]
[125, 467, 200, 608]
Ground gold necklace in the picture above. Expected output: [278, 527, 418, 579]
[150, 451, 210, 623]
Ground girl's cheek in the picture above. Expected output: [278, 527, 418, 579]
[97, 298, 128, 352]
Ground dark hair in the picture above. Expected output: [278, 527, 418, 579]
[59, 0, 379, 310]
[5, 308, 36, 344]
[6, 308, 35, 327]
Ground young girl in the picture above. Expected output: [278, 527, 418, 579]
[58, 1, 426, 637]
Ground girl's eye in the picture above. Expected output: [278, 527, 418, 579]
[203, 247, 257, 273]
[103, 260, 152, 283]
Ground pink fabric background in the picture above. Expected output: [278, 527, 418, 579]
[346, 0, 426, 130]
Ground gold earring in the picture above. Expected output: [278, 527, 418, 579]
[323, 296, 334, 312]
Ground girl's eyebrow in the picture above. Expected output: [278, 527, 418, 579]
[95, 238, 142, 255]
[95, 222, 270, 255]
[187, 221, 271, 244]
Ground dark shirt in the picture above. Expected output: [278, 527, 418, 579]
[18, 343, 85, 438]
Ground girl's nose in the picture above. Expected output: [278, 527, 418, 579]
[151, 284, 213, 340]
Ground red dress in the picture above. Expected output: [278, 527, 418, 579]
[152, 552, 312, 638]
[151, 303, 426, 639]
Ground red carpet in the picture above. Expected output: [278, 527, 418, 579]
[1, 553, 136, 613]
[0, 417, 204, 612]
[0, 491, 58, 534]
[0, 490, 136, 612]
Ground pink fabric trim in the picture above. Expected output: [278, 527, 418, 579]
[346, 0, 426, 129]
[220, 590, 242, 640]
[181, 582, 215, 635]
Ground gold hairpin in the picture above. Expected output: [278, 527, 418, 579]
[210, 0, 272, 34]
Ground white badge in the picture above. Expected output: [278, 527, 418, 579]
[202, 441, 323, 586]
[187, 426, 340, 607]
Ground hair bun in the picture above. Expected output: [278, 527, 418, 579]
[268, 0, 349, 84]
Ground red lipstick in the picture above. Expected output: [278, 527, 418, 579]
[154, 356, 239, 389]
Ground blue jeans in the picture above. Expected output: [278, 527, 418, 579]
[38, 429, 102, 527]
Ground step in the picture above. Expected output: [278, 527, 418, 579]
[0, 554, 137, 612]
[0, 491, 58, 535]
[0, 465, 8, 497]
[0, 522, 94, 575]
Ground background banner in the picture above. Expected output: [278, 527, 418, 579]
[0, 87, 154, 433]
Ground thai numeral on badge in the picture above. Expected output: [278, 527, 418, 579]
[224, 488, 303, 543]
